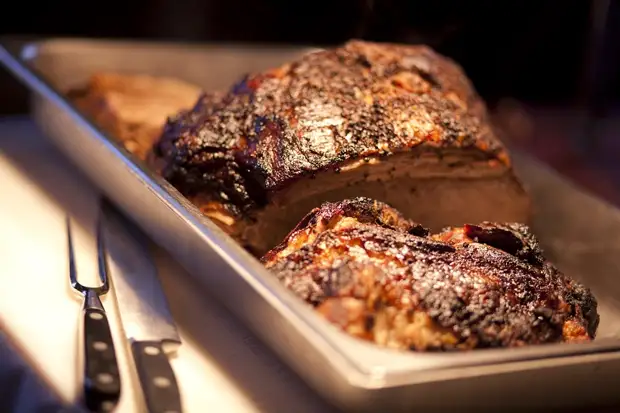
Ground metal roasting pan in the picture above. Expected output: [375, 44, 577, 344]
[3, 37, 620, 412]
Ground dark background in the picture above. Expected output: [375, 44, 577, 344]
[1, 0, 619, 113]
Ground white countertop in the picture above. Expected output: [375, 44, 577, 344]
[0, 116, 337, 413]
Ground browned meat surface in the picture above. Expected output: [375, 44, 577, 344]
[153, 40, 530, 255]
[262, 198, 599, 351]
[69, 73, 202, 160]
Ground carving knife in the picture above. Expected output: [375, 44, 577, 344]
[100, 201, 183, 413]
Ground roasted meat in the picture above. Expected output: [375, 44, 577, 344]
[69, 73, 202, 159]
[153, 40, 530, 255]
[262, 198, 599, 351]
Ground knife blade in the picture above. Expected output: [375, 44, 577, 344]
[100, 200, 183, 413]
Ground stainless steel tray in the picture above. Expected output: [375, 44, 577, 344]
[3, 37, 620, 412]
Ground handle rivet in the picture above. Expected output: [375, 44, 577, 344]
[153, 376, 171, 388]
[97, 373, 114, 384]
[93, 341, 108, 351]
[144, 346, 160, 356]
[89, 312, 104, 320]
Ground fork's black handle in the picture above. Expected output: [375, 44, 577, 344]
[131, 341, 182, 413]
[82, 306, 121, 413]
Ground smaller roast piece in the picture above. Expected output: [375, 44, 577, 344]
[69, 73, 202, 159]
[262, 198, 599, 351]
[153, 40, 530, 256]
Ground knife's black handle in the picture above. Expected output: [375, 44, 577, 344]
[131, 341, 182, 413]
[83, 308, 121, 413]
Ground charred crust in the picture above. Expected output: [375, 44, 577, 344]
[261, 197, 429, 262]
[565, 281, 600, 338]
[152, 40, 510, 223]
[263, 198, 599, 350]
[462, 222, 545, 266]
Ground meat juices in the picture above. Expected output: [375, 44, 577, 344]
[262, 197, 599, 351]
